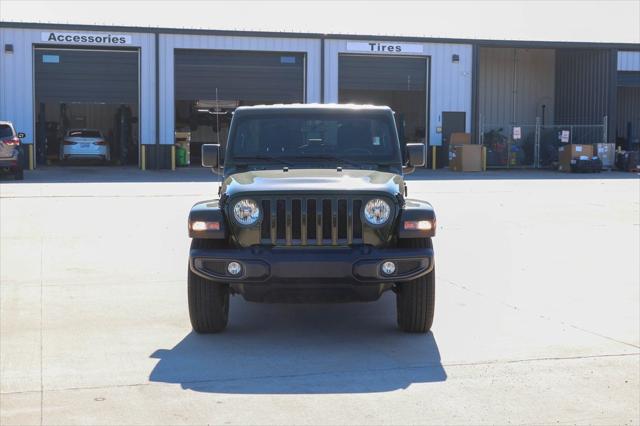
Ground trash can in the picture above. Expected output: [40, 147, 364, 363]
[175, 146, 188, 167]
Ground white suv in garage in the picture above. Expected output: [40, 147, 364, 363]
[61, 129, 110, 162]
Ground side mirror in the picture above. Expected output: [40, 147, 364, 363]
[406, 143, 426, 167]
[17, 132, 26, 139]
[201, 144, 220, 168]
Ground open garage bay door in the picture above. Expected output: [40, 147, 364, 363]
[34, 48, 139, 166]
[174, 50, 305, 164]
[339, 54, 428, 165]
[175, 50, 305, 103]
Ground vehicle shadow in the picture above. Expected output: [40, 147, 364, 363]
[149, 293, 446, 394]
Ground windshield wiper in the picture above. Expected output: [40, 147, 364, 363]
[233, 155, 294, 167]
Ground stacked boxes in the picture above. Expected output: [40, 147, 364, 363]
[558, 144, 594, 172]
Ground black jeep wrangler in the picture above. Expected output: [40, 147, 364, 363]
[188, 104, 436, 333]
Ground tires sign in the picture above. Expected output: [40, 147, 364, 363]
[346, 42, 423, 54]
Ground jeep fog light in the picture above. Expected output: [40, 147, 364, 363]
[363, 199, 390, 225]
[381, 261, 396, 275]
[227, 261, 242, 276]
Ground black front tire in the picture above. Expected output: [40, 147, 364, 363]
[396, 238, 435, 333]
[188, 238, 230, 333]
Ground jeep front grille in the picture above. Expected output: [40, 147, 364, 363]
[258, 197, 364, 246]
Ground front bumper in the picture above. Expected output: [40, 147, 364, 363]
[189, 245, 434, 284]
[64, 154, 108, 160]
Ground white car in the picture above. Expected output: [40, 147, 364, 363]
[60, 129, 110, 162]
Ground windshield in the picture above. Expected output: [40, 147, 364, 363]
[68, 130, 102, 138]
[0, 125, 14, 139]
[227, 111, 401, 168]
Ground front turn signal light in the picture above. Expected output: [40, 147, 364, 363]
[190, 221, 220, 232]
[403, 220, 434, 231]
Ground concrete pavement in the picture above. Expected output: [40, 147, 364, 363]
[1, 168, 639, 425]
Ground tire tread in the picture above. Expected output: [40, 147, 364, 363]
[188, 238, 229, 333]
[396, 237, 435, 333]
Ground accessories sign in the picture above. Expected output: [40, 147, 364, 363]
[346, 42, 423, 54]
[41, 32, 132, 45]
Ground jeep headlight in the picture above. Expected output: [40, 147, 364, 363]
[363, 198, 391, 225]
[233, 199, 260, 225]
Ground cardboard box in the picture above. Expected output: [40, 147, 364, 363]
[558, 144, 594, 172]
[448, 132, 472, 168]
[595, 143, 615, 169]
[450, 145, 484, 172]
[449, 132, 471, 146]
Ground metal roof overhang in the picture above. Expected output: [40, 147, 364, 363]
[2, 21, 640, 50]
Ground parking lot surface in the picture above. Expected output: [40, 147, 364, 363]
[1, 168, 639, 425]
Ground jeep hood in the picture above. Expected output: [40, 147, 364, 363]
[221, 169, 404, 198]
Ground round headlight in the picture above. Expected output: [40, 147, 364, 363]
[363, 198, 391, 225]
[233, 199, 260, 225]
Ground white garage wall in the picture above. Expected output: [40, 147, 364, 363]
[158, 34, 322, 145]
[324, 39, 473, 146]
[0, 27, 156, 146]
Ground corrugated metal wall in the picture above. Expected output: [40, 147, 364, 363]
[554, 49, 615, 126]
[616, 86, 640, 143]
[478, 47, 555, 126]
[324, 40, 472, 147]
[0, 27, 156, 145]
[618, 51, 640, 71]
[159, 34, 321, 145]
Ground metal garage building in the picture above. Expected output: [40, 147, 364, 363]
[0, 22, 638, 170]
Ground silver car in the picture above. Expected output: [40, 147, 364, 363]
[60, 129, 110, 162]
[0, 121, 25, 180]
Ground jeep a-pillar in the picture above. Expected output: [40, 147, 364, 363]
[188, 104, 436, 333]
